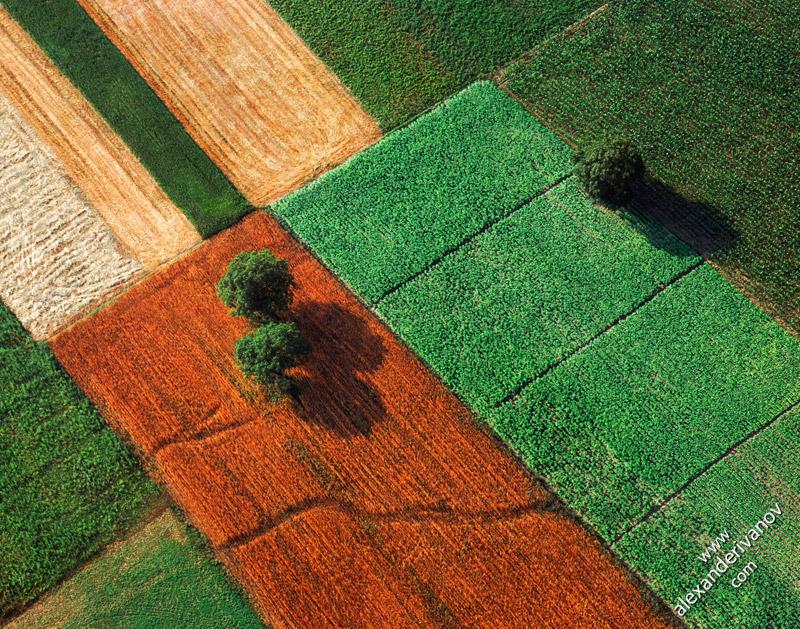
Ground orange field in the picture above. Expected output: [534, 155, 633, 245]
[53, 213, 670, 627]
[77, 0, 380, 206]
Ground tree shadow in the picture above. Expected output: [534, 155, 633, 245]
[617, 178, 739, 258]
[289, 300, 388, 438]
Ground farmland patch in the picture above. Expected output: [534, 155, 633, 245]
[77, 0, 380, 207]
[10, 510, 261, 629]
[275, 82, 574, 303]
[379, 177, 697, 411]
[52, 212, 671, 628]
[0, 302, 158, 618]
[2, 0, 247, 236]
[491, 265, 800, 540]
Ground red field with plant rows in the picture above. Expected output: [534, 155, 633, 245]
[52, 212, 670, 627]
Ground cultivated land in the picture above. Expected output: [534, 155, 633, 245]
[52, 213, 670, 628]
[78, 0, 380, 207]
[270, 0, 599, 128]
[492, 264, 800, 540]
[0, 92, 141, 340]
[618, 406, 800, 627]
[2, 0, 247, 236]
[0, 303, 158, 618]
[503, 0, 800, 333]
[0, 8, 199, 269]
[11, 509, 261, 629]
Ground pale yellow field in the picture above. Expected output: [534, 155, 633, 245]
[78, 0, 381, 206]
[0, 7, 199, 270]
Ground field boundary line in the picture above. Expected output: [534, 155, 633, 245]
[373, 174, 572, 306]
[613, 396, 800, 545]
[495, 260, 705, 407]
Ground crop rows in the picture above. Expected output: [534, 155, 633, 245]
[275, 82, 574, 303]
[491, 264, 800, 540]
[379, 177, 697, 411]
[504, 0, 800, 332]
[0, 303, 158, 617]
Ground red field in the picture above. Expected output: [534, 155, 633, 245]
[52, 213, 671, 627]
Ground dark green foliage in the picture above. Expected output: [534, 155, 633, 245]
[269, 0, 598, 129]
[2, 0, 249, 236]
[574, 139, 644, 203]
[217, 251, 293, 323]
[505, 0, 800, 330]
[235, 322, 310, 393]
[0, 304, 159, 617]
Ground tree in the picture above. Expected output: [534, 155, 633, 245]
[235, 321, 310, 394]
[217, 250, 293, 323]
[573, 139, 645, 204]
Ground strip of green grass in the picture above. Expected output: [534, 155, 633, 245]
[11, 510, 262, 629]
[0, 304, 159, 618]
[274, 82, 573, 302]
[617, 406, 800, 627]
[379, 177, 697, 411]
[491, 265, 800, 540]
[504, 0, 800, 332]
[269, 0, 598, 129]
[3, 0, 249, 236]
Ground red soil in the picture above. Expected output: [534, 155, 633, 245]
[52, 213, 671, 627]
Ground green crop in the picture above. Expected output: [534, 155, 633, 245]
[0, 304, 159, 618]
[274, 82, 573, 302]
[617, 407, 800, 627]
[3, 0, 249, 236]
[504, 0, 800, 332]
[379, 178, 697, 411]
[491, 265, 800, 540]
[269, 0, 598, 129]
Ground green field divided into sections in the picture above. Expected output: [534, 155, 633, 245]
[0, 303, 159, 618]
[504, 0, 800, 332]
[275, 81, 574, 303]
[11, 510, 261, 629]
[491, 264, 800, 541]
[380, 177, 697, 411]
[3, 0, 249, 236]
[617, 406, 800, 627]
[269, 0, 599, 129]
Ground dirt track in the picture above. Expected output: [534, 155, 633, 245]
[0, 8, 199, 269]
[77, 0, 380, 206]
[53, 213, 671, 627]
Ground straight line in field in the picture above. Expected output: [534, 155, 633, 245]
[613, 396, 800, 545]
[495, 260, 705, 407]
[373, 174, 572, 306]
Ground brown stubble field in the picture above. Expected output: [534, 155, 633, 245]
[76, 0, 381, 207]
[52, 213, 671, 627]
[0, 7, 199, 270]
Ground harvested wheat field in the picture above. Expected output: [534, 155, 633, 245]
[77, 0, 380, 207]
[53, 212, 670, 627]
[0, 92, 142, 340]
[0, 8, 198, 269]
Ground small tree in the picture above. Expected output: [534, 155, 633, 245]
[574, 139, 644, 204]
[235, 321, 310, 395]
[217, 250, 293, 323]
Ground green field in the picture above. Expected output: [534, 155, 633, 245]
[3, 0, 248, 236]
[504, 0, 800, 332]
[11, 510, 261, 629]
[380, 177, 697, 411]
[0, 304, 159, 618]
[617, 406, 800, 627]
[491, 265, 800, 540]
[274, 81, 573, 302]
[269, 0, 599, 128]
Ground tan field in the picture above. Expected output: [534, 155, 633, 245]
[0, 92, 142, 340]
[0, 8, 199, 269]
[77, 0, 381, 206]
